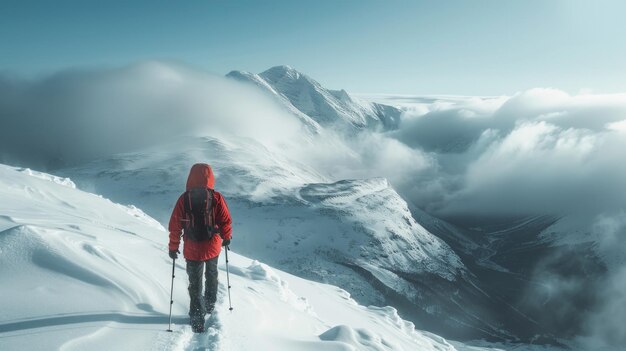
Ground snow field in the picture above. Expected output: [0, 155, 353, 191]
[0, 164, 472, 350]
[62, 136, 464, 309]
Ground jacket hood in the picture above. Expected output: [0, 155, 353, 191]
[186, 163, 215, 190]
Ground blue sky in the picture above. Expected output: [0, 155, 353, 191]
[1, 0, 625, 95]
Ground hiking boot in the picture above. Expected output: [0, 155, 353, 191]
[190, 316, 205, 333]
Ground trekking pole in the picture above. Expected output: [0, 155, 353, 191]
[224, 246, 234, 311]
[167, 258, 176, 332]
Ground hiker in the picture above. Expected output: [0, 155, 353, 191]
[168, 163, 232, 333]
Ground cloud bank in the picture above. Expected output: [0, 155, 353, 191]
[2, 63, 625, 221]
[387, 90, 626, 348]
[0, 62, 303, 169]
[390, 89, 626, 219]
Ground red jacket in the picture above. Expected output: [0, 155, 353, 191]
[168, 163, 232, 261]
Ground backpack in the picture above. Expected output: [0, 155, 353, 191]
[182, 188, 217, 241]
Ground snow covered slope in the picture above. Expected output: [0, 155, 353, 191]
[227, 66, 401, 131]
[0, 163, 482, 351]
[58, 136, 496, 339]
[0, 164, 173, 350]
[60, 137, 464, 290]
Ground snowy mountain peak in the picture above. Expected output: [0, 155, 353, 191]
[261, 64, 303, 81]
[227, 66, 402, 131]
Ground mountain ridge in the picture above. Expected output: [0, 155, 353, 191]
[227, 65, 402, 131]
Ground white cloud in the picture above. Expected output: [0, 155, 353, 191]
[389, 89, 626, 218]
[0, 62, 304, 168]
[606, 119, 626, 132]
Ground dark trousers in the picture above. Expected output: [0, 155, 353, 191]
[186, 256, 219, 324]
